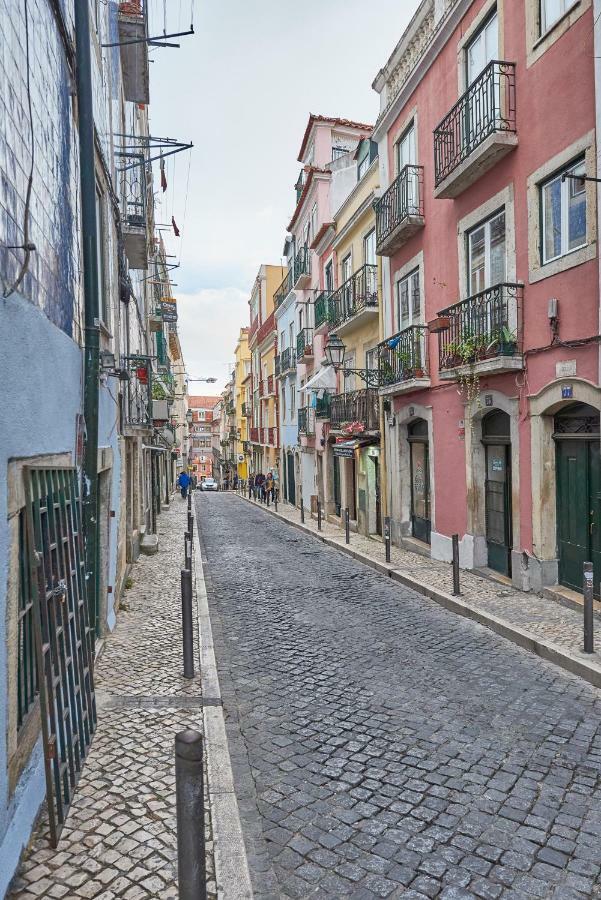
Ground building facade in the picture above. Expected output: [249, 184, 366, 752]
[234, 328, 252, 481]
[188, 396, 219, 480]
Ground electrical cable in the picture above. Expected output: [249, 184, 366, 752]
[4, 0, 36, 299]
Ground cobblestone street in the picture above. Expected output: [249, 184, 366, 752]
[8, 498, 216, 900]
[199, 493, 601, 899]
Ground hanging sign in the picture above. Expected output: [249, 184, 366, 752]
[160, 300, 178, 322]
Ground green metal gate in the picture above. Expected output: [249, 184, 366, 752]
[24, 467, 97, 847]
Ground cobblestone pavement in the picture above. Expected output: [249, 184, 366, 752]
[199, 492, 601, 899]
[9, 497, 216, 900]
[243, 492, 601, 658]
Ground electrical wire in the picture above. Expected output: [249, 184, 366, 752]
[4, 0, 35, 299]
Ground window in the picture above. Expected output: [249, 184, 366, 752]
[290, 384, 296, 419]
[332, 146, 350, 160]
[540, 0, 576, 34]
[280, 329, 286, 351]
[289, 322, 294, 351]
[363, 230, 376, 266]
[366, 348, 378, 372]
[17, 509, 38, 729]
[541, 159, 586, 264]
[467, 209, 506, 294]
[95, 186, 108, 324]
[466, 11, 498, 86]
[397, 269, 421, 331]
[325, 260, 333, 293]
[396, 123, 416, 174]
[310, 204, 318, 242]
[341, 253, 352, 284]
[282, 384, 286, 421]
[344, 353, 356, 392]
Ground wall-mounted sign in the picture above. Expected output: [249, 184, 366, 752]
[491, 457, 504, 472]
[408, 407, 414, 417]
[556, 359, 577, 378]
[485, 394, 493, 407]
[561, 385, 573, 399]
[160, 300, 178, 322]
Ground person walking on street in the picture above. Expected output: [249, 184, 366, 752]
[265, 471, 274, 503]
[255, 472, 265, 502]
[248, 474, 255, 499]
[177, 470, 191, 500]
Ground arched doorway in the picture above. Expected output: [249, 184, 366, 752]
[408, 419, 431, 543]
[482, 410, 512, 576]
[554, 403, 601, 595]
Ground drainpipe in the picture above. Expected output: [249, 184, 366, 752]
[378, 260, 389, 525]
[74, 2, 100, 633]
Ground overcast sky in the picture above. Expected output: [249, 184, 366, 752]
[148, 0, 420, 393]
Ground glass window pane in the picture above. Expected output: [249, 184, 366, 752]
[489, 212, 506, 286]
[411, 442, 428, 520]
[469, 225, 486, 294]
[411, 272, 420, 320]
[543, 176, 562, 262]
[400, 280, 409, 323]
[542, 0, 564, 34]
[568, 162, 586, 251]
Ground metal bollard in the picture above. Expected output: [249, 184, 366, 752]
[452, 533, 460, 596]
[188, 510, 194, 535]
[345, 507, 350, 544]
[275, 494, 278, 512]
[384, 516, 391, 564]
[584, 561, 594, 654]
[175, 730, 206, 900]
[266, 490, 270, 507]
[184, 530, 192, 571]
[317, 500, 322, 531]
[187, 493, 192, 512]
[180, 568, 194, 678]
[300, 491, 305, 524]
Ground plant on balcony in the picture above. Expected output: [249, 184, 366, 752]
[341, 421, 365, 435]
[490, 326, 518, 357]
[446, 332, 489, 406]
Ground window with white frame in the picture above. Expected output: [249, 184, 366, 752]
[396, 122, 416, 174]
[467, 209, 506, 294]
[280, 329, 286, 351]
[310, 203, 318, 242]
[325, 260, 333, 293]
[344, 352, 356, 392]
[341, 253, 352, 284]
[540, 0, 576, 35]
[396, 269, 421, 331]
[541, 158, 586, 264]
[281, 385, 286, 421]
[365, 347, 378, 372]
[290, 384, 296, 419]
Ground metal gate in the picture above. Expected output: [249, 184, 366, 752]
[24, 467, 97, 847]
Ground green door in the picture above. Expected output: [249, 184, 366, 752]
[482, 410, 512, 577]
[555, 404, 601, 596]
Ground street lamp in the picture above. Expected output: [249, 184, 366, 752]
[323, 334, 380, 388]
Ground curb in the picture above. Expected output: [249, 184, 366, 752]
[192, 500, 253, 900]
[237, 493, 601, 691]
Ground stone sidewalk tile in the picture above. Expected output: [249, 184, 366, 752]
[240, 491, 601, 666]
[9, 497, 216, 900]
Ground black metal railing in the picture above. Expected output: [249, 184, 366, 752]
[315, 394, 331, 418]
[330, 389, 379, 431]
[330, 264, 378, 330]
[437, 282, 523, 371]
[293, 245, 311, 285]
[275, 355, 281, 376]
[118, 152, 147, 228]
[123, 355, 152, 427]
[434, 61, 516, 186]
[297, 328, 314, 358]
[298, 406, 315, 435]
[275, 269, 293, 308]
[378, 325, 429, 387]
[376, 165, 424, 249]
[314, 290, 333, 330]
[279, 347, 296, 373]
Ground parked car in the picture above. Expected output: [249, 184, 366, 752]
[200, 477, 219, 492]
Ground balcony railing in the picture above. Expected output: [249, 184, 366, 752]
[434, 60, 516, 190]
[292, 245, 311, 287]
[267, 374, 275, 394]
[275, 355, 281, 376]
[242, 402, 251, 417]
[314, 290, 334, 330]
[315, 394, 331, 419]
[250, 427, 259, 442]
[118, 152, 148, 269]
[376, 165, 424, 255]
[297, 328, 314, 359]
[298, 406, 316, 435]
[275, 269, 293, 308]
[437, 282, 523, 372]
[279, 347, 296, 374]
[122, 355, 152, 428]
[378, 326, 429, 388]
[268, 426, 277, 446]
[259, 380, 266, 397]
[330, 264, 378, 330]
[330, 389, 379, 432]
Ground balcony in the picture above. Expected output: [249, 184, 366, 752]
[120, 153, 148, 269]
[376, 166, 425, 257]
[292, 245, 311, 289]
[242, 441, 251, 453]
[275, 355, 281, 376]
[242, 402, 251, 417]
[275, 269, 293, 309]
[118, 1, 150, 104]
[314, 291, 334, 331]
[122, 355, 152, 429]
[259, 380, 266, 398]
[254, 311, 275, 348]
[434, 61, 517, 199]
[315, 394, 331, 419]
[250, 427, 260, 443]
[298, 406, 316, 435]
[268, 426, 277, 446]
[378, 325, 430, 395]
[267, 374, 275, 395]
[296, 328, 314, 360]
[329, 264, 378, 335]
[437, 282, 523, 379]
[331, 389, 379, 433]
[279, 347, 297, 376]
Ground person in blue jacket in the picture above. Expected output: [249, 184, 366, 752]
[177, 470, 191, 499]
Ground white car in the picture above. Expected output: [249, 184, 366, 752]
[200, 478, 218, 492]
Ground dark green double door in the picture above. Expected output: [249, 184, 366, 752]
[556, 422, 601, 597]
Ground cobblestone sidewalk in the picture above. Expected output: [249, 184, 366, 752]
[8, 497, 216, 900]
[241, 491, 600, 661]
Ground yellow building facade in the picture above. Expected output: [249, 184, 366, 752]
[233, 327, 251, 480]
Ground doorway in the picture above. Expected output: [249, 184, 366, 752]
[333, 455, 342, 516]
[482, 410, 512, 576]
[286, 451, 296, 505]
[554, 404, 601, 596]
[408, 419, 431, 543]
[371, 455, 382, 536]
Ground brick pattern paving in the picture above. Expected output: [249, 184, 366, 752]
[245, 491, 599, 658]
[9, 498, 216, 900]
[200, 493, 601, 899]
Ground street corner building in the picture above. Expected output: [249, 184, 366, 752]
[0, 0, 191, 889]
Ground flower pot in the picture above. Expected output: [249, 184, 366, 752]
[428, 316, 451, 333]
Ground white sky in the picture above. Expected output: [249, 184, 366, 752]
[148, 0, 420, 392]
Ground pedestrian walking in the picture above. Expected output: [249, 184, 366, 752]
[272, 467, 280, 502]
[255, 472, 265, 502]
[177, 470, 191, 500]
[265, 471, 274, 503]
[248, 474, 255, 499]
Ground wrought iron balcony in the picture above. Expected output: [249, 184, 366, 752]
[330, 389, 379, 432]
[122, 355, 152, 428]
[298, 406, 316, 435]
[292, 245, 311, 289]
[275, 269, 293, 308]
[437, 282, 523, 378]
[329, 264, 378, 332]
[267, 374, 275, 395]
[250, 427, 260, 442]
[297, 328, 314, 359]
[279, 347, 296, 375]
[242, 402, 251, 417]
[118, 1, 150, 104]
[259, 380, 266, 398]
[378, 326, 429, 391]
[315, 394, 331, 419]
[376, 166, 424, 256]
[314, 291, 334, 331]
[118, 152, 148, 269]
[268, 426, 277, 446]
[434, 61, 517, 199]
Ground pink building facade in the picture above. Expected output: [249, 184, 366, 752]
[373, 0, 599, 593]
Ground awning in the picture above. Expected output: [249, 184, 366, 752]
[333, 438, 378, 458]
[303, 366, 337, 392]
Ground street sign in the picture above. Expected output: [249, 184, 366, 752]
[161, 300, 178, 322]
